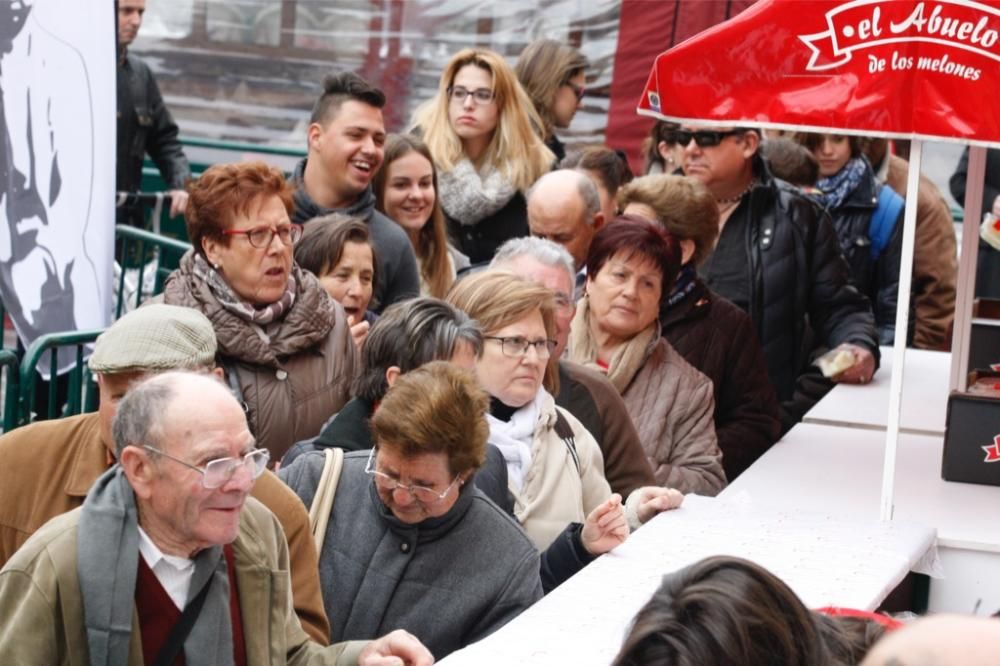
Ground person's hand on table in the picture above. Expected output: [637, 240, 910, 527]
[830, 343, 876, 385]
[168, 189, 189, 217]
[581, 493, 629, 555]
[992, 194, 1000, 218]
[358, 629, 434, 666]
[634, 486, 684, 525]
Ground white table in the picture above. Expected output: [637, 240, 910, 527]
[725, 423, 1000, 612]
[441, 495, 934, 666]
[802, 348, 951, 435]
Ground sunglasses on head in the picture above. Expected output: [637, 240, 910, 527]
[665, 129, 746, 148]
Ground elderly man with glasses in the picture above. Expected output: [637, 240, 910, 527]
[0, 370, 431, 665]
[0, 304, 329, 643]
[280, 361, 545, 660]
[673, 125, 879, 432]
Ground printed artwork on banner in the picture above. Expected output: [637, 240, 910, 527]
[983, 434, 1000, 463]
[0, 0, 115, 376]
[636, 0, 1000, 147]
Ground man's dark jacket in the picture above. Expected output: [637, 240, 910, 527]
[660, 279, 781, 481]
[116, 52, 189, 224]
[705, 157, 879, 430]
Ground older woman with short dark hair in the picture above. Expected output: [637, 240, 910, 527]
[280, 361, 542, 659]
[618, 175, 780, 482]
[161, 161, 357, 461]
[568, 216, 725, 495]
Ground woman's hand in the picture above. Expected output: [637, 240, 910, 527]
[581, 493, 629, 555]
[633, 486, 684, 525]
[358, 629, 434, 666]
[348, 315, 371, 349]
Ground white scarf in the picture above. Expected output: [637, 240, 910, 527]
[486, 388, 549, 491]
[438, 158, 517, 226]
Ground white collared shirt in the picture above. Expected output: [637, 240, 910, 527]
[137, 526, 196, 611]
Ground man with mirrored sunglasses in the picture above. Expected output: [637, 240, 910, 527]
[680, 124, 879, 432]
[0, 305, 329, 643]
[0, 371, 432, 665]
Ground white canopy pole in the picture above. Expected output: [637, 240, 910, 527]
[950, 146, 988, 393]
[879, 139, 923, 522]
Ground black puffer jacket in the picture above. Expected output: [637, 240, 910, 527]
[822, 161, 906, 346]
[710, 157, 879, 427]
[447, 192, 529, 265]
[660, 279, 781, 481]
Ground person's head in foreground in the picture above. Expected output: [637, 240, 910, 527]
[860, 613, 1000, 666]
[613, 555, 887, 666]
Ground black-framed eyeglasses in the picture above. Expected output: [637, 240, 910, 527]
[485, 335, 556, 359]
[221, 223, 302, 249]
[447, 86, 495, 105]
[564, 81, 586, 101]
[365, 448, 461, 505]
[141, 445, 270, 489]
[665, 129, 746, 148]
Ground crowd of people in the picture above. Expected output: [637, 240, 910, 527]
[1, 0, 994, 663]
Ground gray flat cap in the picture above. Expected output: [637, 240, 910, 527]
[88, 304, 217, 373]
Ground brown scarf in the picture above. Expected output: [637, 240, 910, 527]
[567, 294, 658, 394]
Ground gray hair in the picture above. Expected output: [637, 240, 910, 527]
[526, 169, 601, 223]
[352, 297, 483, 403]
[112, 374, 178, 460]
[491, 236, 576, 285]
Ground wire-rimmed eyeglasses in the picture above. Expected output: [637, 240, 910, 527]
[141, 445, 270, 489]
[365, 448, 461, 505]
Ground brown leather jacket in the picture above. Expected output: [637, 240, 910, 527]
[0, 412, 330, 643]
[161, 252, 358, 461]
[884, 155, 957, 350]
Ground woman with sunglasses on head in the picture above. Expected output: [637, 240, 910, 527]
[567, 216, 726, 495]
[280, 361, 543, 659]
[447, 271, 683, 552]
[373, 134, 468, 298]
[161, 161, 358, 462]
[515, 39, 588, 164]
[413, 49, 554, 264]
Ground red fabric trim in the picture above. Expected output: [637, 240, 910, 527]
[816, 606, 904, 631]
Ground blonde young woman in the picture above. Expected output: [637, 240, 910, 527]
[413, 48, 554, 264]
[515, 39, 589, 163]
[373, 134, 468, 298]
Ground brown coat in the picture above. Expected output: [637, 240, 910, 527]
[621, 339, 726, 495]
[556, 361, 655, 498]
[885, 155, 957, 350]
[0, 412, 330, 643]
[161, 253, 358, 461]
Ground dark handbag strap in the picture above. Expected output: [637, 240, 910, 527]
[152, 575, 214, 666]
[554, 410, 581, 475]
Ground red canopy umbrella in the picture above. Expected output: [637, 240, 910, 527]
[635, 0, 1000, 520]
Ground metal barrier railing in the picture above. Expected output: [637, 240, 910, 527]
[114, 223, 192, 319]
[17, 330, 103, 426]
[0, 349, 18, 433]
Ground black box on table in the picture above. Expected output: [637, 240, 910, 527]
[943, 371, 1000, 486]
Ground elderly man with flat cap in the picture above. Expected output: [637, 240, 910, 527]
[0, 370, 432, 665]
[0, 305, 328, 642]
